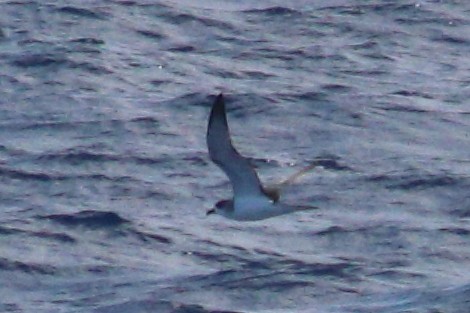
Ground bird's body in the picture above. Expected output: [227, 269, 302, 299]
[219, 197, 289, 221]
[206, 93, 317, 221]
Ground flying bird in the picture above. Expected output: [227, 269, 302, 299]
[206, 93, 317, 221]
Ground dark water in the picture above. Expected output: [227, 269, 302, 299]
[1, 1, 469, 312]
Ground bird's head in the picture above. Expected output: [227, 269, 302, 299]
[206, 199, 234, 217]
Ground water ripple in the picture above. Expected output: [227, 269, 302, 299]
[38, 210, 129, 229]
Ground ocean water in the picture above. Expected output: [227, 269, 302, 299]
[0, 1, 469, 312]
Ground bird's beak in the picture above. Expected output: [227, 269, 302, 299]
[206, 208, 216, 216]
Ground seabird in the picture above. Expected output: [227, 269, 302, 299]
[206, 93, 317, 221]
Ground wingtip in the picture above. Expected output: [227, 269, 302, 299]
[215, 93, 224, 103]
[212, 93, 225, 112]
[208, 92, 227, 137]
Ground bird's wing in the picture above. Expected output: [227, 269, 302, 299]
[264, 163, 318, 202]
[206, 94, 266, 199]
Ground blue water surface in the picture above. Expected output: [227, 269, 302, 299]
[0, 1, 469, 312]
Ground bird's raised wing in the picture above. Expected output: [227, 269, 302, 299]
[206, 94, 266, 199]
[264, 162, 319, 202]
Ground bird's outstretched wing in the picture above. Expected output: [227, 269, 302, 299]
[264, 163, 318, 202]
[206, 94, 266, 199]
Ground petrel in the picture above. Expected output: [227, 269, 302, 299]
[206, 94, 317, 221]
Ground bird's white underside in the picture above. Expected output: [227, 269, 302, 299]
[225, 195, 295, 221]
